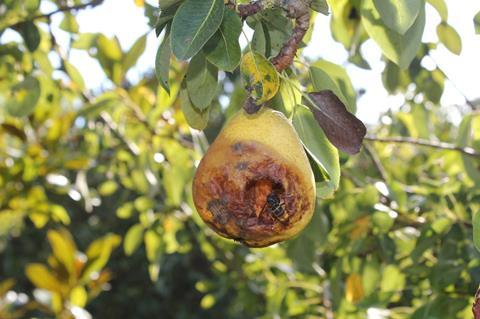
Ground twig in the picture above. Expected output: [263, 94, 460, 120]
[429, 54, 477, 110]
[363, 142, 389, 182]
[237, 2, 265, 19]
[7, 0, 104, 29]
[271, 12, 310, 72]
[364, 136, 480, 159]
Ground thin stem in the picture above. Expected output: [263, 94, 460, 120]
[363, 142, 389, 182]
[365, 136, 480, 159]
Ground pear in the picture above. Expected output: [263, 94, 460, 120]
[192, 108, 316, 247]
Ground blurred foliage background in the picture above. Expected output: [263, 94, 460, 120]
[1, 0, 480, 318]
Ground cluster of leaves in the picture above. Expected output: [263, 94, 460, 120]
[1, 0, 480, 318]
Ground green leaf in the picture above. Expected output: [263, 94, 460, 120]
[159, 0, 181, 9]
[70, 286, 88, 308]
[373, 0, 422, 35]
[309, 67, 351, 112]
[427, 0, 448, 21]
[72, 33, 99, 50]
[155, 3, 179, 36]
[180, 82, 210, 130]
[98, 180, 118, 196]
[436, 22, 462, 55]
[145, 230, 162, 267]
[60, 12, 79, 33]
[6, 76, 41, 117]
[171, 0, 224, 60]
[25, 264, 63, 292]
[310, 0, 329, 15]
[311, 60, 356, 113]
[155, 31, 171, 93]
[204, 9, 242, 72]
[82, 233, 121, 281]
[64, 61, 86, 91]
[19, 21, 40, 52]
[474, 211, 480, 252]
[123, 34, 147, 71]
[240, 51, 279, 104]
[96, 35, 122, 61]
[475, 11, 480, 34]
[124, 224, 144, 256]
[457, 114, 480, 184]
[293, 107, 340, 197]
[361, 0, 426, 69]
[186, 52, 218, 110]
[47, 229, 77, 276]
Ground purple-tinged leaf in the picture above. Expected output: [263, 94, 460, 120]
[307, 90, 366, 154]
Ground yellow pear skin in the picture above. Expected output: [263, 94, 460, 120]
[192, 108, 316, 247]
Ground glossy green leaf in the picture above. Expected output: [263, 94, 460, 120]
[204, 9, 242, 72]
[124, 224, 144, 256]
[123, 34, 147, 71]
[155, 32, 171, 93]
[293, 106, 340, 197]
[180, 82, 210, 130]
[159, 0, 181, 9]
[373, 0, 422, 35]
[186, 52, 218, 110]
[171, 0, 224, 60]
[6, 76, 41, 117]
[437, 22, 462, 55]
[361, 0, 426, 68]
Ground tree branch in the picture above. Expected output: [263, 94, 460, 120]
[364, 136, 480, 159]
[363, 142, 389, 182]
[271, 12, 310, 72]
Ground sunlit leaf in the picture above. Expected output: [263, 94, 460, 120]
[437, 22, 462, 55]
[124, 224, 144, 256]
[373, 0, 422, 35]
[345, 274, 364, 303]
[25, 264, 63, 293]
[361, 0, 426, 68]
[6, 76, 41, 117]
